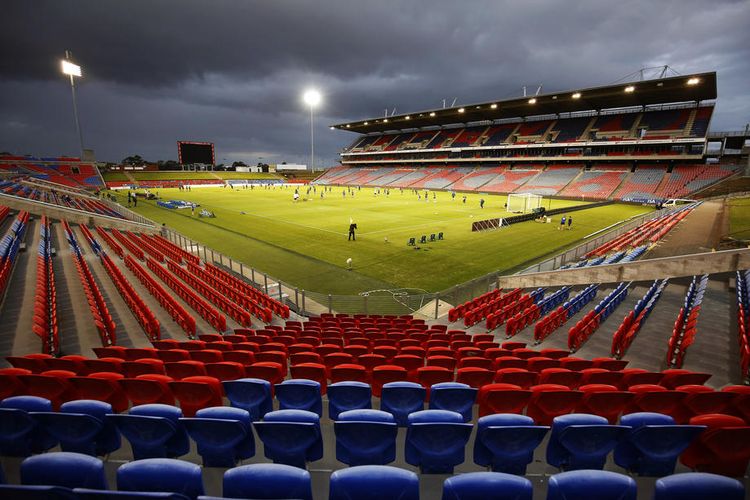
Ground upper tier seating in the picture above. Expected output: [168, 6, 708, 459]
[550, 117, 593, 143]
[690, 106, 714, 137]
[640, 109, 692, 136]
[450, 126, 489, 148]
[591, 113, 639, 139]
[0, 157, 104, 189]
[513, 120, 554, 143]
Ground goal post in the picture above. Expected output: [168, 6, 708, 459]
[507, 193, 542, 213]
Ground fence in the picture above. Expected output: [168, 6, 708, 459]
[161, 206, 660, 319]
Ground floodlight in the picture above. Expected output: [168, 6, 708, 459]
[61, 60, 81, 77]
[429, 112, 436, 117]
[528, 98, 537, 104]
[572, 92, 581, 99]
[490, 103, 498, 109]
[687, 77, 700, 85]
[383, 118, 388, 123]
[458, 107, 465, 113]
[303, 89, 321, 106]
[329, 126, 334, 130]
[364, 121, 369, 125]
[624, 85, 635, 93]
[405, 115, 410, 120]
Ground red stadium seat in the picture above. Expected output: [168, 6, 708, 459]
[416, 366, 454, 392]
[0, 367, 31, 400]
[579, 368, 624, 387]
[119, 374, 175, 406]
[168, 375, 223, 417]
[625, 384, 685, 417]
[45, 355, 88, 374]
[538, 368, 581, 389]
[721, 385, 750, 423]
[591, 357, 628, 371]
[493, 368, 538, 389]
[558, 357, 593, 372]
[526, 384, 583, 425]
[155, 349, 191, 362]
[457, 357, 493, 370]
[246, 362, 285, 386]
[456, 367, 494, 389]
[681, 414, 750, 477]
[290, 352, 323, 365]
[18, 370, 78, 410]
[371, 365, 409, 397]
[290, 363, 329, 391]
[493, 356, 527, 371]
[222, 350, 256, 366]
[83, 357, 125, 374]
[7, 354, 54, 373]
[189, 349, 224, 363]
[70, 372, 129, 413]
[478, 383, 531, 417]
[527, 357, 560, 373]
[205, 362, 247, 383]
[329, 364, 368, 384]
[620, 368, 664, 388]
[659, 369, 712, 389]
[576, 384, 634, 424]
[123, 359, 166, 378]
[673, 385, 736, 424]
[165, 360, 208, 380]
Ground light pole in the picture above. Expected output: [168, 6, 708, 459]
[61, 51, 84, 159]
[303, 89, 321, 171]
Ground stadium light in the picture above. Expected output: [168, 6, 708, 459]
[490, 103, 498, 109]
[458, 107, 465, 113]
[624, 85, 635, 93]
[405, 115, 410, 120]
[302, 88, 321, 171]
[687, 77, 700, 85]
[429, 112, 436, 117]
[364, 121, 368, 125]
[346, 124, 350, 128]
[528, 98, 537, 104]
[572, 92, 581, 99]
[61, 51, 85, 158]
[383, 118, 388, 123]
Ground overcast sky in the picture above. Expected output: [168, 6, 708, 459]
[1, 0, 748, 165]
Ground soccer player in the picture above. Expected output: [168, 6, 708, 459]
[559, 215, 566, 230]
[567, 216, 573, 230]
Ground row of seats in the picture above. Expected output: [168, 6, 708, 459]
[3, 390, 750, 478]
[145, 233, 201, 265]
[0, 158, 104, 189]
[0, 180, 122, 218]
[202, 262, 290, 319]
[125, 255, 197, 338]
[611, 279, 668, 358]
[4, 452, 745, 500]
[0, 210, 29, 302]
[568, 283, 628, 351]
[128, 231, 165, 262]
[63, 221, 116, 347]
[737, 270, 750, 381]
[34, 216, 59, 355]
[110, 227, 145, 259]
[93, 224, 124, 258]
[534, 285, 597, 343]
[667, 275, 708, 368]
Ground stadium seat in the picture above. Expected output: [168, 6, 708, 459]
[681, 413, 750, 476]
[0, 485, 79, 499]
[456, 367, 494, 388]
[222, 378, 273, 420]
[546, 413, 629, 470]
[164, 361, 207, 380]
[576, 384, 634, 423]
[180, 406, 254, 467]
[17, 370, 78, 410]
[123, 359, 166, 378]
[70, 372, 129, 413]
[290, 363, 328, 390]
[547, 470, 636, 500]
[526, 384, 583, 425]
[405, 410, 473, 473]
[659, 369, 711, 389]
[275, 379, 323, 416]
[120, 374, 175, 406]
[673, 385, 737, 423]
[653, 472, 745, 500]
[429, 382, 477, 422]
[253, 409, 323, 468]
[441, 472, 533, 500]
[204, 361, 246, 383]
[625, 384, 685, 417]
[21, 451, 107, 490]
[334, 409, 398, 466]
[478, 383, 531, 417]
[107, 404, 189, 459]
[614, 412, 705, 476]
[117, 458, 204, 499]
[493, 368, 538, 389]
[330, 363, 369, 384]
[328, 381, 372, 419]
[380, 381, 426, 426]
[168, 376, 223, 417]
[473, 414, 549, 475]
[33, 399, 120, 456]
[222, 463, 313, 500]
[328, 465, 419, 500]
[371, 365, 408, 397]
[721, 385, 750, 422]
[0, 395, 57, 456]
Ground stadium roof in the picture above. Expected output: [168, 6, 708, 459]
[331, 72, 717, 134]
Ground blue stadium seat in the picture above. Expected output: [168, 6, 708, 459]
[546, 413, 629, 470]
[547, 470, 636, 500]
[0, 485, 78, 499]
[0, 395, 57, 456]
[222, 463, 313, 500]
[107, 404, 189, 460]
[380, 381, 426, 426]
[429, 382, 477, 422]
[405, 409, 473, 473]
[33, 400, 120, 456]
[117, 458, 204, 500]
[20, 451, 107, 490]
[328, 381, 372, 419]
[614, 412, 705, 476]
[329, 465, 419, 500]
[442, 471, 533, 500]
[275, 379, 323, 416]
[653, 472, 745, 500]
[76, 490, 190, 499]
[180, 406, 254, 467]
[253, 409, 323, 468]
[473, 414, 549, 475]
[334, 409, 398, 466]
[222, 378, 273, 420]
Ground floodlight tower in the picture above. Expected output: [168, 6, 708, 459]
[303, 89, 321, 171]
[61, 50, 84, 158]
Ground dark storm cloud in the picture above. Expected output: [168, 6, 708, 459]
[1, 0, 748, 163]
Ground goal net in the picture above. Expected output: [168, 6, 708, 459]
[507, 193, 542, 213]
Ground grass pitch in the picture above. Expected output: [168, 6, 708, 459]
[728, 196, 750, 240]
[123, 186, 652, 294]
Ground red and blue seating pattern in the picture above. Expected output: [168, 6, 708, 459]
[559, 169, 627, 198]
[737, 270, 750, 382]
[63, 221, 116, 347]
[34, 216, 58, 355]
[533, 285, 598, 344]
[549, 116, 593, 142]
[666, 275, 708, 368]
[0, 157, 104, 189]
[0, 209, 26, 302]
[640, 109, 692, 136]
[568, 283, 628, 351]
[517, 165, 580, 195]
[480, 168, 541, 193]
[655, 164, 736, 199]
[0, 179, 126, 218]
[611, 279, 668, 359]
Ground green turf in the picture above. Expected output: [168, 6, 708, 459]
[103, 171, 283, 181]
[123, 186, 652, 294]
[728, 196, 750, 239]
[101, 172, 129, 181]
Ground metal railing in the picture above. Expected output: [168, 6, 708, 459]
[161, 206, 660, 319]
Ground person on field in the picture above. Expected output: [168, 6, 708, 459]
[480, 198, 485, 209]
[559, 215, 566, 230]
[567, 216, 573, 230]
[348, 222, 357, 241]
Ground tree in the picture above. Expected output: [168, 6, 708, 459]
[122, 155, 145, 165]
[232, 161, 247, 167]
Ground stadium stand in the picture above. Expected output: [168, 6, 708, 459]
[480, 167, 542, 193]
[613, 166, 666, 201]
[559, 168, 627, 199]
[0, 156, 104, 189]
[518, 165, 581, 196]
